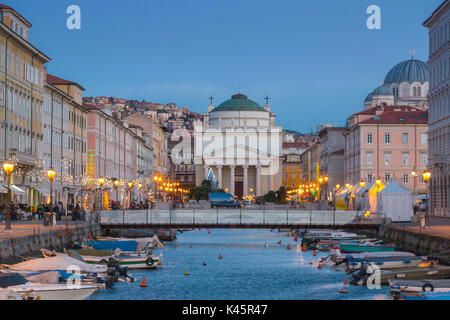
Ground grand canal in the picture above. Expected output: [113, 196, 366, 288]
[89, 229, 390, 300]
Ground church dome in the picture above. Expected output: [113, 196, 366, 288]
[212, 94, 267, 112]
[372, 85, 393, 96]
[384, 59, 429, 84]
[364, 92, 373, 102]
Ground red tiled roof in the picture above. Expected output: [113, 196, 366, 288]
[282, 141, 309, 149]
[47, 73, 85, 90]
[0, 4, 32, 27]
[352, 105, 422, 117]
[330, 149, 345, 155]
[358, 110, 428, 125]
[82, 102, 101, 111]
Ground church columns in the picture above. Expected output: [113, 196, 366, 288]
[256, 165, 261, 196]
[269, 166, 274, 191]
[243, 165, 248, 197]
[217, 165, 222, 190]
[230, 165, 235, 195]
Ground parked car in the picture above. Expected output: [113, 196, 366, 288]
[209, 193, 242, 208]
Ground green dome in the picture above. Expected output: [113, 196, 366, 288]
[212, 94, 267, 112]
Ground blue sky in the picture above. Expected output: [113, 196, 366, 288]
[9, 0, 442, 133]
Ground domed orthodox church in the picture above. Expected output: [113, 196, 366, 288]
[363, 56, 429, 110]
[194, 94, 283, 199]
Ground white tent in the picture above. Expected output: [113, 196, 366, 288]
[376, 180, 413, 222]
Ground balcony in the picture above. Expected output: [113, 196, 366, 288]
[9, 150, 37, 167]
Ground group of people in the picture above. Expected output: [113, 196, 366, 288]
[109, 200, 151, 210]
[1, 200, 86, 222]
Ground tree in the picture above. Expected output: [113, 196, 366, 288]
[189, 180, 213, 200]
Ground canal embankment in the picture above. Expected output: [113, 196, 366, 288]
[0, 222, 101, 264]
[360, 221, 450, 265]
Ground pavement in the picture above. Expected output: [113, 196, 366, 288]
[0, 221, 94, 241]
[390, 216, 450, 240]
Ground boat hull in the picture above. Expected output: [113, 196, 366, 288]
[340, 244, 395, 253]
[10, 284, 98, 300]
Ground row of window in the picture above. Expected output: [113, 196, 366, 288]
[366, 132, 427, 145]
[1, 46, 42, 88]
[366, 152, 427, 167]
[366, 173, 425, 184]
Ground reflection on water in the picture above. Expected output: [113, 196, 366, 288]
[89, 229, 387, 300]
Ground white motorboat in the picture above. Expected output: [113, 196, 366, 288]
[1, 252, 107, 275]
[9, 283, 98, 300]
[0, 272, 98, 300]
[389, 279, 450, 293]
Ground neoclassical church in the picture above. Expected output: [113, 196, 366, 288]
[193, 94, 283, 199]
[364, 57, 430, 110]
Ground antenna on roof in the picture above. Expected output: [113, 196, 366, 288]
[410, 49, 415, 59]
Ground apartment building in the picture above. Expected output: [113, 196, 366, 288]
[345, 105, 428, 193]
[423, 0, 450, 217]
[41, 74, 88, 206]
[0, 4, 51, 205]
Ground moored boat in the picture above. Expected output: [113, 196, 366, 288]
[340, 243, 395, 253]
[75, 248, 162, 269]
[345, 253, 426, 271]
[389, 279, 450, 293]
[0, 272, 98, 300]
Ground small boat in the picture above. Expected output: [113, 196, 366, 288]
[0, 272, 98, 300]
[339, 243, 395, 253]
[378, 264, 450, 284]
[402, 292, 450, 300]
[345, 253, 426, 271]
[389, 279, 450, 293]
[75, 248, 161, 269]
[97, 235, 166, 249]
[0, 252, 107, 275]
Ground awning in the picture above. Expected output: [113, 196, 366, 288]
[10, 185, 25, 194]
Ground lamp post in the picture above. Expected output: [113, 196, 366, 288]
[3, 161, 15, 230]
[114, 179, 120, 206]
[422, 170, 431, 226]
[128, 182, 133, 208]
[138, 182, 143, 203]
[375, 178, 382, 192]
[47, 168, 56, 206]
[98, 177, 105, 209]
[411, 169, 417, 198]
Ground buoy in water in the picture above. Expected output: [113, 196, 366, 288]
[190, 244, 192, 248]
[140, 277, 148, 287]
[158, 260, 162, 265]
[294, 236, 298, 242]
[208, 230, 211, 234]
[286, 244, 291, 250]
[291, 231, 294, 236]
[339, 288, 348, 294]
[317, 262, 323, 269]
[344, 278, 348, 285]
[309, 260, 312, 265]
[218, 254, 223, 259]
[277, 240, 282, 245]
[301, 244, 308, 252]
[313, 251, 316, 257]
[286, 232, 290, 237]
[185, 270, 190, 276]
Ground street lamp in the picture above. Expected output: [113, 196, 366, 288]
[98, 177, 105, 209]
[375, 178, 382, 192]
[3, 161, 15, 230]
[138, 182, 143, 202]
[359, 180, 366, 188]
[114, 179, 120, 206]
[422, 170, 431, 225]
[47, 168, 56, 205]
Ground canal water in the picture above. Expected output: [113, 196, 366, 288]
[89, 229, 390, 300]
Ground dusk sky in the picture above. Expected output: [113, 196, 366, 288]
[10, 0, 442, 133]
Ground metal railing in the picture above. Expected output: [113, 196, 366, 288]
[100, 208, 384, 226]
